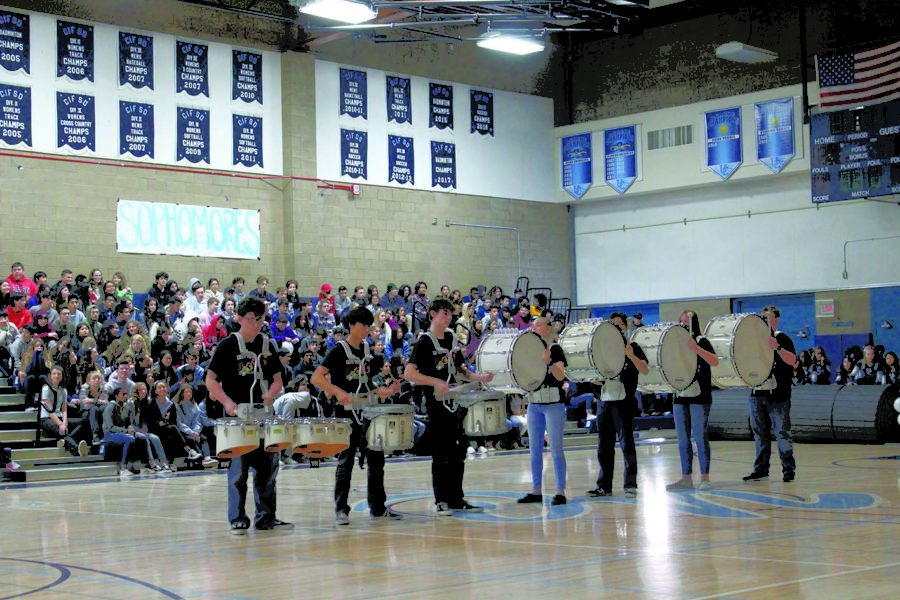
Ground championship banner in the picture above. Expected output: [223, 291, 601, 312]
[176, 107, 210, 164]
[119, 32, 153, 90]
[431, 141, 456, 189]
[0, 84, 31, 147]
[561, 133, 592, 200]
[386, 75, 410, 124]
[233, 114, 263, 168]
[232, 50, 262, 104]
[339, 68, 367, 119]
[57, 20, 93, 82]
[119, 100, 154, 159]
[470, 89, 494, 136]
[705, 107, 742, 180]
[755, 98, 794, 174]
[340, 128, 367, 179]
[176, 41, 209, 97]
[429, 83, 453, 130]
[57, 92, 95, 152]
[603, 125, 637, 194]
[388, 135, 414, 185]
[0, 10, 29, 74]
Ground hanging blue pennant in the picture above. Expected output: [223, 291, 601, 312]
[431, 141, 456, 189]
[705, 107, 742, 180]
[429, 83, 453, 130]
[0, 84, 31, 147]
[176, 41, 209, 97]
[119, 32, 153, 90]
[604, 126, 637, 194]
[561, 133, 592, 200]
[388, 135, 414, 185]
[57, 20, 93, 82]
[470, 89, 494, 136]
[233, 114, 263, 168]
[232, 50, 262, 104]
[755, 98, 794, 174]
[119, 101, 154, 158]
[386, 75, 411, 124]
[57, 92, 95, 151]
[176, 107, 210, 164]
[340, 129, 367, 179]
[339, 68, 367, 119]
[0, 10, 29, 74]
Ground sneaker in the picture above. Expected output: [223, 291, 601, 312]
[159, 464, 172, 472]
[335, 512, 350, 526]
[666, 478, 694, 491]
[434, 502, 453, 516]
[624, 488, 638, 498]
[283, 457, 297, 465]
[783, 471, 795, 482]
[466, 446, 475, 455]
[371, 509, 403, 520]
[486, 446, 497, 453]
[477, 446, 487, 454]
[586, 488, 611, 497]
[257, 518, 294, 532]
[551, 495, 567, 506]
[126, 463, 141, 475]
[202, 457, 218, 469]
[77, 440, 89, 457]
[451, 501, 484, 513]
[230, 521, 250, 536]
[698, 480, 713, 491]
[517, 493, 543, 504]
[742, 471, 769, 481]
[186, 449, 202, 460]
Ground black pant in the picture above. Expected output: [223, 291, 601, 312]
[427, 400, 467, 507]
[595, 401, 638, 491]
[334, 411, 386, 515]
[40, 417, 91, 456]
[151, 424, 189, 459]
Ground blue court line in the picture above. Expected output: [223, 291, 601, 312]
[0, 559, 69, 599]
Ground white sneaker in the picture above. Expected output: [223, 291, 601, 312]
[434, 502, 453, 516]
[77, 440, 89, 457]
[698, 480, 713, 491]
[186, 449, 202, 460]
[477, 446, 487, 454]
[202, 457, 218, 468]
[466, 446, 475, 455]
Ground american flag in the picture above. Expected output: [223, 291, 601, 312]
[817, 39, 900, 110]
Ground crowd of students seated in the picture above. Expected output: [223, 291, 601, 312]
[796, 343, 899, 386]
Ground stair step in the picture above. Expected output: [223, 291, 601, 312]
[16, 464, 120, 482]
[0, 395, 27, 407]
[0, 412, 35, 424]
[0, 386, 16, 395]
[562, 434, 596, 447]
[0, 430, 36, 443]
[14, 456, 106, 468]
[10, 447, 68, 459]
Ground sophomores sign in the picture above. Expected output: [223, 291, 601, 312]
[0, 10, 29, 74]
[57, 20, 93, 82]
[57, 92, 95, 152]
[0, 83, 31, 147]
[176, 41, 209, 97]
[119, 32, 153, 90]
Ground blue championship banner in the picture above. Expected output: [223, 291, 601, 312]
[386, 75, 410, 124]
[561, 133, 592, 200]
[340, 129, 367, 179]
[176, 41, 209, 97]
[57, 92, 95, 152]
[57, 20, 93, 82]
[233, 114, 263, 168]
[176, 107, 210, 164]
[431, 141, 456, 189]
[340, 68, 367, 119]
[388, 135, 414, 185]
[470, 89, 494, 136]
[429, 83, 453, 130]
[232, 50, 262, 104]
[120, 100, 154, 159]
[0, 84, 31, 147]
[0, 10, 29, 74]
[755, 98, 794, 174]
[119, 32, 153, 90]
[604, 126, 637, 194]
[705, 107, 742, 180]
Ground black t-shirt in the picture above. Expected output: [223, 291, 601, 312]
[206, 333, 281, 405]
[320, 341, 382, 395]
[771, 331, 796, 399]
[540, 343, 567, 391]
[675, 336, 715, 405]
[408, 330, 466, 399]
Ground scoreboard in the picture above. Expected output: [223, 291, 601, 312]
[810, 100, 900, 203]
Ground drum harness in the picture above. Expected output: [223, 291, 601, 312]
[424, 329, 463, 413]
[753, 330, 782, 394]
[232, 331, 272, 408]
[337, 340, 372, 426]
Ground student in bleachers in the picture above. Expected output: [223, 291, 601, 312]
[203, 315, 228, 349]
[385, 327, 410, 361]
[312, 299, 336, 334]
[410, 282, 430, 332]
[884, 351, 899, 385]
[381, 283, 406, 312]
[21, 338, 50, 403]
[7, 292, 32, 330]
[39, 364, 90, 457]
[807, 346, 832, 384]
[0, 281, 11, 311]
[6, 262, 38, 301]
[102, 387, 142, 475]
[148, 380, 201, 462]
[174, 385, 217, 468]
[850, 345, 885, 384]
[249, 276, 277, 303]
[130, 383, 170, 471]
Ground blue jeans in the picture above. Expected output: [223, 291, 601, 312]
[672, 403, 711, 475]
[227, 445, 280, 527]
[748, 395, 795, 475]
[526, 403, 567, 493]
[104, 432, 135, 465]
[596, 400, 637, 491]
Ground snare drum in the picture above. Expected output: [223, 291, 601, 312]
[363, 405, 414, 453]
[704, 313, 774, 388]
[559, 319, 625, 381]
[262, 418, 296, 453]
[346, 393, 376, 411]
[630, 323, 697, 393]
[292, 418, 330, 457]
[475, 330, 547, 394]
[455, 391, 507, 437]
[322, 418, 351, 457]
[215, 419, 260, 458]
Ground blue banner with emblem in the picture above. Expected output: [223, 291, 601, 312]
[119, 32, 153, 90]
[705, 107, 742, 180]
[176, 41, 209, 97]
[119, 100, 154, 159]
[386, 75, 410, 124]
[57, 92, 95, 152]
[429, 83, 453, 130]
[388, 135, 414, 185]
[431, 141, 456, 189]
[561, 133, 592, 200]
[603, 125, 637, 194]
[233, 114, 263, 168]
[0, 10, 29, 74]
[0, 83, 31, 147]
[339, 68, 367, 119]
[340, 129, 367, 179]
[176, 107, 210, 164]
[470, 89, 494, 136]
[232, 50, 262, 104]
[755, 98, 794, 174]
[57, 20, 93, 82]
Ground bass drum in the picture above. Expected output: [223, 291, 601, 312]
[475, 330, 547, 394]
[630, 323, 697, 393]
[558, 319, 625, 382]
[704, 313, 773, 388]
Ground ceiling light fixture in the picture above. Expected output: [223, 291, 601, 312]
[296, 0, 377, 24]
[476, 31, 545, 55]
[715, 41, 778, 64]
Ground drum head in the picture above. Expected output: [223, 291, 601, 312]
[592, 322, 626, 379]
[511, 332, 547, 393]
[658, 325, 697, 392]
[733, 314, 774, 387]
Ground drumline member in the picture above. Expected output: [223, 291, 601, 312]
[517, 311, 568, 506]
[311, 307, 403, 526]
[206, 297, 293, 535]
[667, 310, 719, 491]
[587, 312, 649, 498]
[404, 298, 494, 515]
[744, 306, 797, 483]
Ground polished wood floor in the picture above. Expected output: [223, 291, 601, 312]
[2, 438, 899, 599]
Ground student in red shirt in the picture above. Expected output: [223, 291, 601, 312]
[6, 292, 32, 330]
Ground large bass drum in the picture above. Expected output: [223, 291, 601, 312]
[558, 319, 625, 382]
[704, 313, 774, 388]
[630, 323, 697, 393]
[475, 330, 547, 394]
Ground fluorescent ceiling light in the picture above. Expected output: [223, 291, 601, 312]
[298, 0, 377, 24]
[715, 41, 778, 64]
[476, 33, 545, 56]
